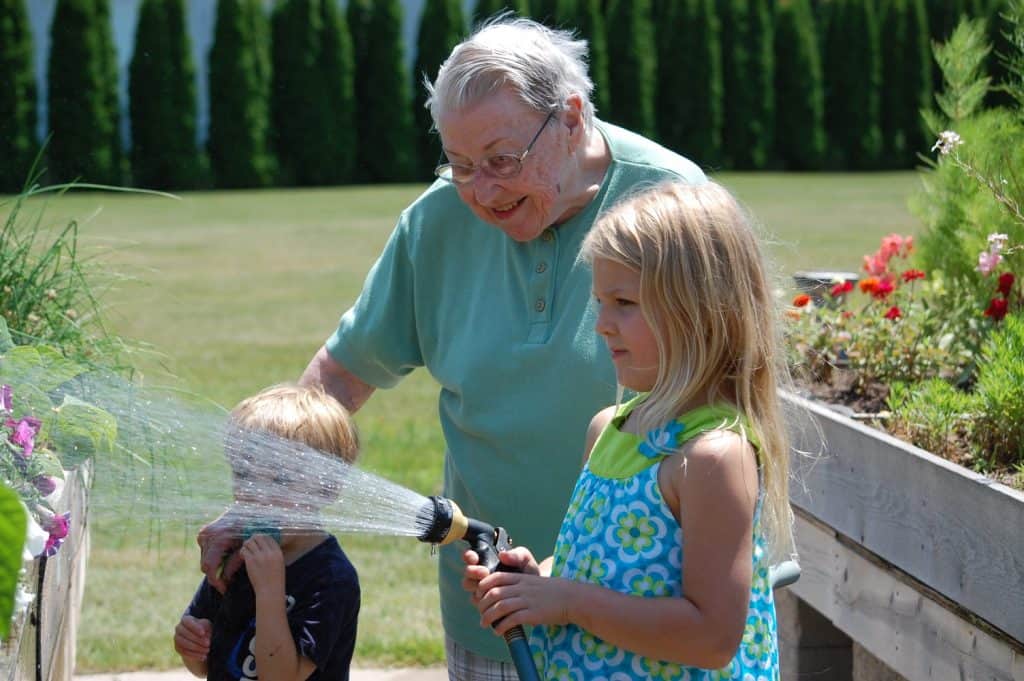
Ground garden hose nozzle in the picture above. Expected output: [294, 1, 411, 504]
[415, 496, 541, 681]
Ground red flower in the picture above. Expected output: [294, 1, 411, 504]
[859, 277, 879, 294]
[792, 293, 812, 307]
[884, 306, 902, 320]
[842, 311, 854, 319]
[901, 269, 926, 282]
[997, 272, 1015, 298]
[984, 297, 1009, 321]
[830, 280, 854, 297]
[872, 278, 895, 299]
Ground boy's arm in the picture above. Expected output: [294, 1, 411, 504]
[253, 592, 317, 681]
[242, 535, 319, 681]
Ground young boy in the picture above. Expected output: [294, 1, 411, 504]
[174, 384, 361, 681]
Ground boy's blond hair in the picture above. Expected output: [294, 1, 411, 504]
[230, 384, 359, 464]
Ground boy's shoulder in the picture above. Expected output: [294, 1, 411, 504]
[287, 535, 359, 590]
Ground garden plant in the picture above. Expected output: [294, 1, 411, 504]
[786, 9, 1024, 488]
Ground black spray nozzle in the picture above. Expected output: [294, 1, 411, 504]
[414, 496, 540, 681]
[415, 495, 469, 545]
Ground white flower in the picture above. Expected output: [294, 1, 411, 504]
[22, 506, 48, 560]
[14, 585, 34, 614]
[931, 130, 963, 155]
[987, 233, 1009, 251]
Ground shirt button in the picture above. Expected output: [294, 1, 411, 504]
[535, 299, 546, 312]
[541, 230, 554, 242]
[536, 262, 547, 274]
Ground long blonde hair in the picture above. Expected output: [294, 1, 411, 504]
[582, 180, 794, 559]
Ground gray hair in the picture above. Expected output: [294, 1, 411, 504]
[423, 16, 595, 130]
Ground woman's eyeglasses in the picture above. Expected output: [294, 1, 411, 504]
[435, 111, 556, 185]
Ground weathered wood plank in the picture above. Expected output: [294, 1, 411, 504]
[790, 512, 1024, 681]
[783, 392, 1024, 643]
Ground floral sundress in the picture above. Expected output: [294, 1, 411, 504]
[528, 396, 779, 680]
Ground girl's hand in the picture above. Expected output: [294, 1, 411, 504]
[474, 570, 575, 635]
[174, 615, 212, 661]
[240, 533, 285, 598]
[461, 547, 541, 607]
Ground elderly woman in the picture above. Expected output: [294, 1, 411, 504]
[205, 17, 705, 680]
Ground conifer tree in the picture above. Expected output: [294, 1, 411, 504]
[208, 0, 275, 188]
[129, 0, 204, 189]
[47, 0, 122, 185]
[927, 0, 969, 42]
[473, 0, 530, 25]
[606, 0, 656, 138]
[348, 0, 374, 182]
[531, 0, 559, 24]
[656, 0, 723, 164]
[317, 0, 357, 183]
[880, 0, 932, 166]
[561, 0, 611, 118]
[774, 0, 825, 169]
[271, 0, 356, 185]
[0, 0, 37, 191]
[413, 0, 464, 179]
[95, 0, 126, 182]
[361, 0, 417, 181]
[823, 0, 883, 169]
[718, 0, 773, 168]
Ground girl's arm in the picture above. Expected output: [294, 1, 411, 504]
[242, 535, 318, 681]
[476, 430, 759, 668]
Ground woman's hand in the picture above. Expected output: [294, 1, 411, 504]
[240, 534, 286, 599]
[198, 510, 244, 593]
[174, 615, 211, 662]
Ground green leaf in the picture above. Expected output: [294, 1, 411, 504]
[0, 318, 13, 353]
[50, 395, 117, 466]
[0, 484, 27, 639]
[0, 345, 87, 393]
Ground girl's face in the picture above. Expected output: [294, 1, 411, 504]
[592, 258, 661, 392]
[437, 88, 571, 242]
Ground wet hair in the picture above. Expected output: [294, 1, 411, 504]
[423, 16, 595, 129]
[230, 383, 359, 465]
[582, 180, 795, 560]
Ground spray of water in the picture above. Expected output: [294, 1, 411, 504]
[5, 365, 435, 542]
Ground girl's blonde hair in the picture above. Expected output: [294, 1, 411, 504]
[582, 180, 794, 559]
[230, 384, 360, 465]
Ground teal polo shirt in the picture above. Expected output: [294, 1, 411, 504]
[326, 120, 705, 660]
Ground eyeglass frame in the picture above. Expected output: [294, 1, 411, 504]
[434, 110, 557, 185]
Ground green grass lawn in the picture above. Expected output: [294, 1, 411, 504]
[22, 173, 922, 671]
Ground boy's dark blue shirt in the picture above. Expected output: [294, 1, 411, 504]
[186, 535, 359, 681]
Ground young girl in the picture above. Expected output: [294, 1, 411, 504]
[463, 180, 795, 679]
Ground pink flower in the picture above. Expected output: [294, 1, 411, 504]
[879, 234, 905, 260]
[884, 306, 902, 320]
[6, 416, 41, 458]
[0, 385, 11, 412]
[863, 253, 889, 276]
[43, 512, 70, 556]
[978, 250, 1002, 276]
[997, 272, 1015, 298]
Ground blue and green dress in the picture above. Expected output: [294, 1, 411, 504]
[529, 396, 779, 680]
